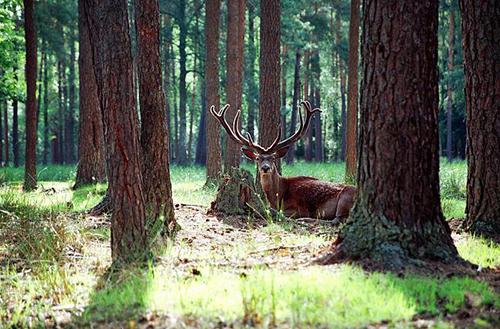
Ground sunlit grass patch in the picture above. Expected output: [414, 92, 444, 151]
[442, 198, 465, 219]
[456, 236, 500, 269]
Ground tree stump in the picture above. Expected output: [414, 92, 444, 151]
[210, 167, 265, 217]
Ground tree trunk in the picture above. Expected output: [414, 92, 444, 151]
[74, 0, 106, 188]
[57, 60, 65, 164]
[245, 4, 257, 139]
[281, 44, 287, 141]
[285, 49, 301, 164]
[42, 53, 49, 165]
[0, 100, 3, 166]
[12, 94, 19, 167]
[303, 51, 313, 162]
[446, 8, 454, 163]
[172, 44, 179, 162]
[135, 0, 176, 238]
[177, 0, 188, 165]
[205, 0, 222, 183]
[311, 49, 322, 162]
[195, 82, 207, 166]
[224, 0, 245, 170]
[83, 0, 147, 262]
[460, 0, 500, 239]
[66, 34, 76, 164]
[320, 0, 459, 269]
[336, 14, 347, 162]
[23, 0, 37, 191]
[3, 100, 9, 165]
[162, 16, 173, 161]
[36, 44, 43, 131]
[259, 0, 280, 154]
[345, 0, 359, 180]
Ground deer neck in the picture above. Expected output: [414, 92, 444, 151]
[260, 169, 283, 209]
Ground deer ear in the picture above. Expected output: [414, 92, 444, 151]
[242, 148, 258, 160]
[275, 147, 289, 158]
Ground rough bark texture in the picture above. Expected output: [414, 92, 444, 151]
[446, 8, 454, 162]
[83, 0, 147, 262]
[224, 0, 245, 170]
[23, 0, 37, 191]
[345, 0, 359, 180]
[245, 4, 257, 139]
[259, 0, 280, 152]
[74, 0, 106, 188]
[177, 0, 188, 165]
[205, 0, 222, 183]
[320, 0, 459, 269]
[135, 0, 176, 238]
[460, 0, 500, 239]
[285, 49, 301, 164]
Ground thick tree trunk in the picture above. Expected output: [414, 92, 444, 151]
[320, 0, 459, 269]
[224, 0, 245, 170]
[205, 0, 222, 183]
[245, 4, 257, 139]
[74, 0, 106, 188]
[23, 0, 37, 191]
[83, 0, 147, 262]
[460, 0, 500, 239]
[66, 34, 76, 164]
[446, 9, 454, 163]
[345, 0, 359, 180]
[285, 49, 301, 164]
[135, 0, 176, 238]
[259, 0, 280, 153]
[177, 0, 188, 165]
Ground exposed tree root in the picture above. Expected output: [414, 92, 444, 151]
[88, 192, 112, 216]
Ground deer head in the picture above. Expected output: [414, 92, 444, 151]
[210, 101, 321, 177]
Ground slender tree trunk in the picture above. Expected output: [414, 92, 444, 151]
[311, 49, 322, 162]
[12, 94, 19, 167]
[36, 45, 43, 131]
[303, 50, 313, 162]
[345, 0, 359, 179]
[286, 49, 301, 164]
[135, 0, 176, 238]
[74, 0, 106, 188]
[3, 101, 9, 165]
[162, 16, 173, 161]
[336, 14, 347, 162]
[224, 0, 245, 170]
[66, 34, 76, 164]
[460, 0, 500, 239]
[177, 0, 188, 164]
[23, 0, 37, 191]
[446, 8, 454, 162]
[83, 0, 147, 262]
[42, 53, 49, 165]
[172, 44, 179, 163]
[259, 0, 280, 154]
[320, 0, 459, 268]
[245, 4, 257, 139]
[281, 44, 287, 140]
[57, 60, 65, 164]
[205, 0, 222, 183]
[195, 79, 207, 165]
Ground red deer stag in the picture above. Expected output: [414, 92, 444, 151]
[210, 101, 356, 223]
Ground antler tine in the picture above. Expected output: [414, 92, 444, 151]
[233, 110, 267, 153]
[274, 100, 321, 151]
[210, 104, 245, 145]
[264, 124, 283, 153]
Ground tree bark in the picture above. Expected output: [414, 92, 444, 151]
[12, 95, 19, 167]
[460, 0, 500, 239]
[23, 0, 37, 191]
[42, 53, 49, 165]
[205, 0, 222, 183]
[336, 13, 347, 162]
[177, 0, 188, 164]
[83, 0, 147, 262]
[74, 0, 106, 188]
[446, 8, 454, 163]
[66, 33, 76, 164]
[303, 50, 313, 162]
[320, 0, 459, 269]
[245, 3, 257, 139]
[281, 44, 287, 141]
[286, 49, 301, 164]
[224, 0, 245, 170]
[57, 60, 65, 164]
[311, 49, 322, 162]
[135, 0, 176, 238]
[259, 0, 280, 154]
[345, 0, 359, 180]
[195, 79, 207, 165]
[3, 101, 8, 165]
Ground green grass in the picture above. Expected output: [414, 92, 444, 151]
[1, 160, 498, 328]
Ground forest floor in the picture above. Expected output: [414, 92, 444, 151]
[0, 162, 499, 328]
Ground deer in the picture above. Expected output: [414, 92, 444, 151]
[210, 100, 356, 224]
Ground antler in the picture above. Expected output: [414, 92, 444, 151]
[270, 100, 321, 153]
[210, 104, 267, 153]
[210, 100, 320, 155]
